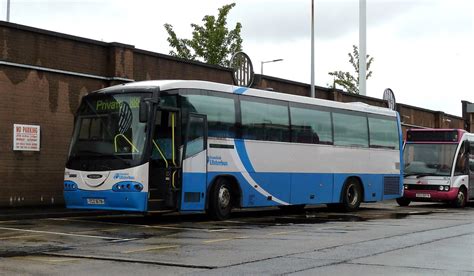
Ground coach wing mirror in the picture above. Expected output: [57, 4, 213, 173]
[139, 100, 149, 123]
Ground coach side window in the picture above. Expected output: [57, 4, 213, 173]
[368, 116, 399, 150]
[240, 98, 290, 142]
[290, 105, 332, 144]
[180, 93, 236, 138]
[333, 111, 368, 147]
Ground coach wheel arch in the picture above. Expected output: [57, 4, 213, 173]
[340, 177, 364, 212]
[206, 175, 242, 210]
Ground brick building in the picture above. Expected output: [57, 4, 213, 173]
[0, 21, 469, 207]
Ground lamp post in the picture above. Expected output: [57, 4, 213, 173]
[359, 0, 367, 96]
[310, 0, 315, 98]
[260, 59, 283, 75]
[7, 0, 11, 22]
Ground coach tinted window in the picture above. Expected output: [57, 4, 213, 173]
[181, 93, 236, 138]
[333, 112, 368, 147]
[240, 98, 290, 142]
[290, 105, 332, 144]
[368, 116, 399, 150]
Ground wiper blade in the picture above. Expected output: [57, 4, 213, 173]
[415, 173, 433, 178]
[404, 173, 437, 178]
[403, 173, 418, 177]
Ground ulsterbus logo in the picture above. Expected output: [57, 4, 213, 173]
[208, 156, 229, 166]
[113, 173, 135, 180]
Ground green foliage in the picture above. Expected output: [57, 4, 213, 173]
[164, 3, 243, 67]
[328, 45, 374, 94]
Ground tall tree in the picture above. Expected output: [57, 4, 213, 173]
[164, 3, 243, 67]
[328, 45, 374, 94]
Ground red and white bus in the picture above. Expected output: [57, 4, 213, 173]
[399, 128, 474, 207]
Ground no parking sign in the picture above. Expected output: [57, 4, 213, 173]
[13, 124, 40, 151]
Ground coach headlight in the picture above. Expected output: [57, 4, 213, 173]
[113, 181, 143, 192]
[444, 186, 450, 191]
[404, 185, 408, 190]
[438, 186, 444, 191]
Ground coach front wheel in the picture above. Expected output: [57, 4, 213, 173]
[208, 178, 233, 220]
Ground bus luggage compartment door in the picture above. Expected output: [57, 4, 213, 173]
[180, 114, 208, 211]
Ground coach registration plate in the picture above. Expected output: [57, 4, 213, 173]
[415, 193, 431, 198]
[87, 198, 105, 205]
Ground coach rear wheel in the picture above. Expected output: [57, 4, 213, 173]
[208, 178, 233, 220]
[452, 187, 467, 208]
[396, 197, 411, 207]
[341, 179, 362, 212]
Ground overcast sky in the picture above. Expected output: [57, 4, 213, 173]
[1, 0, 473, 116]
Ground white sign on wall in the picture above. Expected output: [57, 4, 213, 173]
[13, 124, 41, 151]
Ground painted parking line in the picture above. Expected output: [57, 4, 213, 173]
[203, 236, 249, 244]
[207, 228, 229, 232]
[122, 245, 180, 254]
[0, 226, 133, 241]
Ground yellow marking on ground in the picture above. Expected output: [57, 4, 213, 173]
[267, 230, 302, 236]
[12, 256, 79, 263]
[48, 218, 215, 233]
[203, 236, 249, 244]
[0, 234, 43, 240]
[122, 245, 180, 254]
[148, 225, 217, 232]
[220, 220, 246, 224]
[0, 226, 129, 241]
[71, 228, 120, 234]
[0, 220, 19, 224]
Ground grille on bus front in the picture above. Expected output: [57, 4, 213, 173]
[383, 176, 400, 195]
[405, 184, 439, 191]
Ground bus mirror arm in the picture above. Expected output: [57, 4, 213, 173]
[139, 100, 150, 123]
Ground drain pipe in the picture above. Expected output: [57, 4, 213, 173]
[0, 60, 134, 82]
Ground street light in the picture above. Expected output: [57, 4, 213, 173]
[260, 59, 283, 75]
[7, 0, 11, 22]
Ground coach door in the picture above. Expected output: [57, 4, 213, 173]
[148, 109, 180, 210]
[180, 114, 208, 211]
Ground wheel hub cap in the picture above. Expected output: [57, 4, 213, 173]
[218, 187, 230, 209]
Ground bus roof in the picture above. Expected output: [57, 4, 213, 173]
[95, 80, 398, 117]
